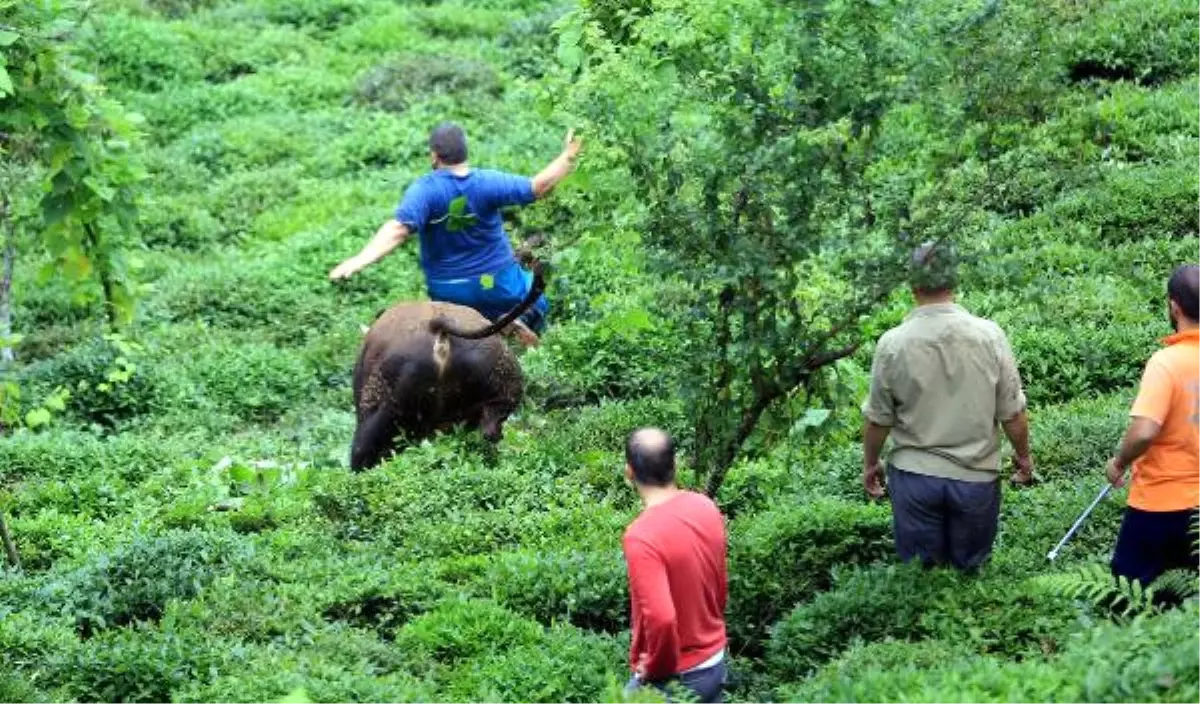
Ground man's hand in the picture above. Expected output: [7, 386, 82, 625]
[1010, 454, 1034, 486]
[563, 128, 582, 161]
[634, 652, 649, 680]
[1106, 457, 1127, 488]
[863, 461, 886, 499]
[329, 257, 362, 281]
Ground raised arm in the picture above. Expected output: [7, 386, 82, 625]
[531, 129, 582, 199]
[329, 220, 409, 281]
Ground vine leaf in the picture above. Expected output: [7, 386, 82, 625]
[445, 195, 477, 232]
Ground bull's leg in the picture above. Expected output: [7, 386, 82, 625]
[350, 406, 399, 472]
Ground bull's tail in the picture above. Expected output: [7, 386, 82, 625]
[428, 262, 547, 340]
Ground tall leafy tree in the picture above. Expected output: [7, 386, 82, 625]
[557, 0, 1062, 496]
[0, 0, 146, 339]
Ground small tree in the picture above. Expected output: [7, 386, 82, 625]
[1, 1, 146, 563]
[557, 0, 1060, 496]
[0, 0, 147, 336]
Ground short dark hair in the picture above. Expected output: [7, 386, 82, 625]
[1168, 263, 1199, 321]
[429, 121, 468, 164]
[625, 428, 676, 487]
[909, 240, 958, 294]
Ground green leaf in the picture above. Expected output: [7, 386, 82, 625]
[280, 688, 312, 704]
[228, 465, 257, 485]
[449, 195, 468, 218]
[0, 31, 17, 47]
[556, 26, 584, 71]
[0, 65, 12, 97]
[24, 408, 51, 428]
[480, 274, 495, 290]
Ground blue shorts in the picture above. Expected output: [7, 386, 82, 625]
[426, 262, 549, 333]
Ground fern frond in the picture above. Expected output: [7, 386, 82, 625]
[1035, 563, 1164, 621]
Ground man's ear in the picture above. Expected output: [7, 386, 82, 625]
[623, 463, 634, 483]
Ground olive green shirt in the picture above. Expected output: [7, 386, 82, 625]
[862, 303, 1027, 482]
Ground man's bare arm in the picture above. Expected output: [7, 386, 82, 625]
[862, 420, 891, 498]
[329, 220, 409, 280]
[1106, 416, 1162, 487]
[1001, 410, 1034, 483]
[531, 129, 582, 199]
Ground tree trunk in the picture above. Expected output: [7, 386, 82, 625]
[0, 189, 13, 365]
[0, 510, 19, 571]
[84, 223, 118, 329]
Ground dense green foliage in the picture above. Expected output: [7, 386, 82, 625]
[0, 0, 1196, 701]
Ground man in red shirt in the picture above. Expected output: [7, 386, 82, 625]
[621, 428, 728, 703]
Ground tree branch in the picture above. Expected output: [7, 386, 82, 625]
[0, 511, 20, 570]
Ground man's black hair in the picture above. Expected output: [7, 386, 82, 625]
[626, 428, 676, 487]
[909, 240, 958, 294]
[1168, 263, 1199, 321]
[429, 121, 468, 165]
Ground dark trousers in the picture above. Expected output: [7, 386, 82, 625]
[625, 659, 727, 704]
[888, 465, 1001, 571]
[1111, 506, 1199, 586]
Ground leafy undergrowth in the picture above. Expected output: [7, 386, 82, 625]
[1, 0, 1197, 702]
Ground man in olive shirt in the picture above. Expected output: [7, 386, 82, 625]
[861, 242, 1034, 570]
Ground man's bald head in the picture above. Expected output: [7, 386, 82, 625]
[626, 428, 676, 487]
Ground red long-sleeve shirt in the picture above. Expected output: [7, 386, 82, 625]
[622, 491, 728, 680]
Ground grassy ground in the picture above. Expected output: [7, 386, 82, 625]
[1, 0, 1197, 702]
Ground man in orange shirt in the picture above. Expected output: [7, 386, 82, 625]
[1106, 263, 1199, 586]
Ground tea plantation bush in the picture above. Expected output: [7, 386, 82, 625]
[0, 0, 1196, 701]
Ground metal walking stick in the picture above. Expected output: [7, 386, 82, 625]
[1047, 483, 1112, 562]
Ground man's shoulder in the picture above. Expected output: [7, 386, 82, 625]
[467, 168, 512, 183]
[403, 171, 443, 196]
[938, 306, 1009, 342]
[1147, 344, 1192, 378]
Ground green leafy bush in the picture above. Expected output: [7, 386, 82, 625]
[766, 564, 1081, 682]
[142, 0, 218, 19]
[497, 2, 574, 79]
[36, 528, 252, 637]
[80, 13, 204, 91]
[411, 5, 509, 40]
[1050, 163, 1199, 245]
[779, 601, 1199, 702]
[1065, 0, 1199, 85]
[727, 499, 893, 652]
[321, 566, 449, 639]
[392, 598, 545, 666]
[186, 341, 318, 423]
[18, 335, 163, 429]
[353, 56, 503, 113]
[0, 429, 180, 481]
[440, 623, 626, 703]
[46, 624, 237, 703]
[475, 548, 629, 633]
[235, 0, 372, 33]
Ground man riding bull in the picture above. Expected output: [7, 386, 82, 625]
[329, 122, 582, 346]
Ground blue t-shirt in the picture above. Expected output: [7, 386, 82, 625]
[394, 168, 535, 281]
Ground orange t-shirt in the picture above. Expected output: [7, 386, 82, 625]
[1128, 328, 1200, 511]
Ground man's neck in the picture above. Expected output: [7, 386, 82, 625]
[439, 162, 470, 176]
[914, 290, 954, 307]
[638, 484, 682, 509]
[1174, 319, 1198, 334]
